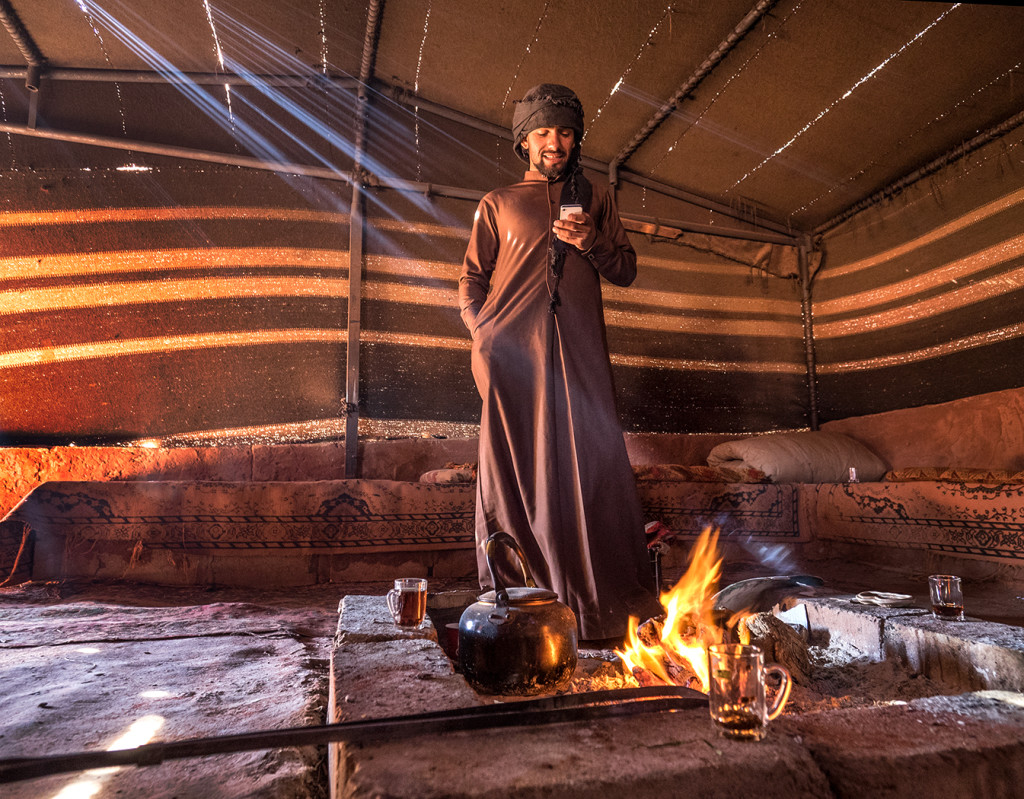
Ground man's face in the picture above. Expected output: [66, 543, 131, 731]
[521, 127, 576, 179]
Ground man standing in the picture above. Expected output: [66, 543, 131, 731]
[459, 83, 659, 641]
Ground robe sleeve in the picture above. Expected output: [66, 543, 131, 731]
[458, 198, 498, 337]
[580, 189, 637, 287]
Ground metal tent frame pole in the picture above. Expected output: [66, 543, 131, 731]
[344, 0, 386, 478]
[606, 0, 778, 185]
[797, 238, 819, 430]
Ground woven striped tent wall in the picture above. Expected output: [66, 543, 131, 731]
[0, 167, 353, 444]
[358, 187, 809, 439]
[0, 158, 809, 444]
[812, 126, 1024, 423]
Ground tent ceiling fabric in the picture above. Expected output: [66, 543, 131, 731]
[1, 0, 1023, 231]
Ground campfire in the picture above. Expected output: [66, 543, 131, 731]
[616, 527, 750, 692]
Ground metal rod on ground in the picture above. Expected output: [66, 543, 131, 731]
[0, 686, 707, 784]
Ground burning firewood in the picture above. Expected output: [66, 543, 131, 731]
[635, 617, 663, 647]
[624, 616, 704, 689]
[631, 665, 668, 687]
[663, 654, 701, 690]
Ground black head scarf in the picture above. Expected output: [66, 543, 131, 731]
[511, 83, 584, 162]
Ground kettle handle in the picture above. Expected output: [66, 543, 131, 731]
[484, 532, 537, 593]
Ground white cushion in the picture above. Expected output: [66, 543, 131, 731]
[707, 431, 887, 483]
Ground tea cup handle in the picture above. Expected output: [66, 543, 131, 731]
[764, 664, 792, 721]
[385, 588, 400, 623]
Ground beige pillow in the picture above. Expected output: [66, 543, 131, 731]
[707, 432, 887, 483]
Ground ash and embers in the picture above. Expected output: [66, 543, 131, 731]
[571, 629, 951, 714]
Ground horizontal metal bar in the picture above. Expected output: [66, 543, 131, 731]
[617, 171, 798, 238]
[0, 121, 356, 182]
[623, 212, 799, 246]
[0, 65, 357, 88]
[0, 122, 483, 202]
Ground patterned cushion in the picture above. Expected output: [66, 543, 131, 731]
[885, 467, 1024, 483]
[419, 463, 477, 484]
[632, 464, 769, 483]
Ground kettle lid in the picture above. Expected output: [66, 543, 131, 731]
[477, 587, 559, 606]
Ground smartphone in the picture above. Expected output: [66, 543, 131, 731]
[559, 204, 583, 220]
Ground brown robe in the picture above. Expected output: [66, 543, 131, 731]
[459, 171, 659, 640]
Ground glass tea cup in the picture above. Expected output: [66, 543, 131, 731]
[707, 643, 792, 741]
[386, 577, 428, 629]
[928, 574, 964, 621]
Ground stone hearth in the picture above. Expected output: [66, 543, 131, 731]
[330, 594, 1024, 798]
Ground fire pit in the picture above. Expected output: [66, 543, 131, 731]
[330, 527, 1024, 797]
[330, 581, 1024, 798]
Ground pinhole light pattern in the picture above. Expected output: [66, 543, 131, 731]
[414, 1, 432, 181]
[793, 58, 1024, 218]
[729, 3, 962, 192]
[585, 4, 675, 142]
[500, 0, 553, 111]
[645, 1, 807, 177]
[75, 0, 130, 138]
[318, 0, 329, 74]
[0, 84, 12, 166]
[202, 0, 236, 128]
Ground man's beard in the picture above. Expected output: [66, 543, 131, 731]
[533, 150, 572, 180]
[535, 159, 564, 180]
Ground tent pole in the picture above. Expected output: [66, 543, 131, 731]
[344, 0, 386, 478]
[345, 182, 364, 478]
[797, 237, 819, 430]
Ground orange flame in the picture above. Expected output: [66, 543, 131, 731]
[616, 527, 747, 693]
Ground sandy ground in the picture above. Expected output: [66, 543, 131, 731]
[0, 579, 483, 799]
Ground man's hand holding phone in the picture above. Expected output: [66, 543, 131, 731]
[554, 204, 596, 251]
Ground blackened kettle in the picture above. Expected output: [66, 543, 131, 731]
[458, 532, 578, 695]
